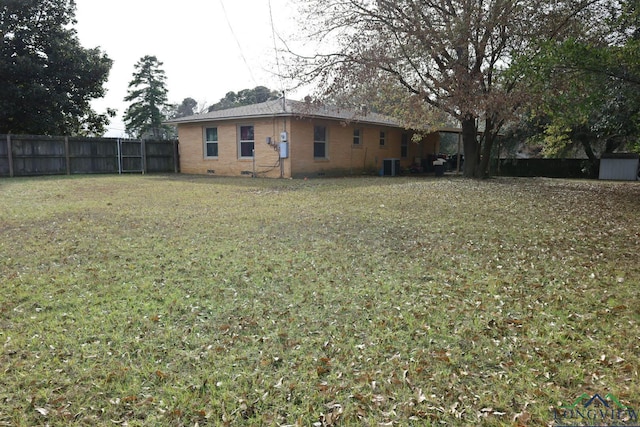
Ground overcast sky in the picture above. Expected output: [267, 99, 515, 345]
[74, 0, 300, 137]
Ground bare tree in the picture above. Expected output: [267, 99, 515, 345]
[287, 0, 606, 177]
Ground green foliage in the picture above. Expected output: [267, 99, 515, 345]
[171, 97, 198, 118]
[1, 175, 639, 426]
[544, 42, 639, 158]
[541, 123, 573, 157]
[510, 0, 640, 159]
[0, 0, 113, 135]
[123, 55, 172, 139]
[207, 86, 281, 112]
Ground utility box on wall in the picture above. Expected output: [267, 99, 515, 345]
[279, 142, 289, 159]
[599, 153, 639, 181]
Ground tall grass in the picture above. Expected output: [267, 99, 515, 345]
[1, 175, 638, 426]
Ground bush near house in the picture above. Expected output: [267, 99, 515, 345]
[1, 175, 639, 426]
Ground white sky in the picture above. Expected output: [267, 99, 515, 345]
[74, 0, 302, 137]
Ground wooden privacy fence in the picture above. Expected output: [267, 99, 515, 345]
[0, 134, 179, 177]
[493, 158, 597, 179]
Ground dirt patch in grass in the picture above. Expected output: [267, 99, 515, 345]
[1, 175, 639, 426]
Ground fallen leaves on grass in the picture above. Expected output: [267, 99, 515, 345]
[1, 176, 639, 426]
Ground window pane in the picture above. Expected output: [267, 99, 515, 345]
[401, 133, 408, 157]
[241, 141, 254, 157]
[206, 127, 218, 141]
[353, 129, 361, 145]
[206, 143, 218, 157]
[240, 125, 254, 141]
[314, 125, 326, 142]
[314, 142, 325, 158]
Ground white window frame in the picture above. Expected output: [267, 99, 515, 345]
[379, 130, 386, 147]
[353, 128, 362, 146]
[314, 124, 328, 159]
[238, 124, 255, 159]
[204, 127, 218, 158]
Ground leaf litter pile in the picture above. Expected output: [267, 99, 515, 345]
[0, 175, 638, 426]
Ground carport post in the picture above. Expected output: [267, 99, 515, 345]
[456, 132, 461, 175]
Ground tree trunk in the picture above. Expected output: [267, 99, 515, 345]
[577, 133, 599, 177]
[461, 116, 498, 179]
[461, 116, 479, 178]
[476, 118, 496, 179]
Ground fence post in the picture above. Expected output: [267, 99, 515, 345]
[65, 136, 71, 175]
[174, 140, 179, 173]
[141, 139, 146, 174]
[6, 134, 14, 178]
[117, 138, 122, 174]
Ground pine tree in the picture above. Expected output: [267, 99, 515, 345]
[123, 55, 171, 139]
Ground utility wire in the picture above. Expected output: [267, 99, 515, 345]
[268, 0, 285, 93]
[218, 0, 258, 86]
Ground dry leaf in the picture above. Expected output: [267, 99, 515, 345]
[274, 377, 284, 388]
[417, 388, 427, 403]
[35, 407, 48, 416]
[513, 410, 531, 425]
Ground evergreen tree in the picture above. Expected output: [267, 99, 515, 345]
[208, 86, 280, 112]
[123, 55, 171, 139]
[0, 0, 113, 135]
[173, 97, 198, 118]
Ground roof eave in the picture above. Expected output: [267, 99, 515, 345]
[166, 113, 400, 128]
[165, 111, 290, 125]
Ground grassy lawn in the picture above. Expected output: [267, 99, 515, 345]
[1, 174, 639, 426]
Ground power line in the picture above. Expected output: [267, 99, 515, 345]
[218, 0, 258, 86]
[268, 0, 285, 93]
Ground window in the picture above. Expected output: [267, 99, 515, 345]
[314, 125, 327, 158]
[238, 125, 254, 158]
[401, 132, 408, 158]
[353, 128, 362, 145]
[379, 131, 386, 147]
[204, 127, 218, 157]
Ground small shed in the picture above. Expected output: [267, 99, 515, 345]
[599, 153, 639, 181]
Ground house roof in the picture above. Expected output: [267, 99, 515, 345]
[165, 99, 402, 127]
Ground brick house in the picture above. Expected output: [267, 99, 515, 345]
[166, 99, 444, 178]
